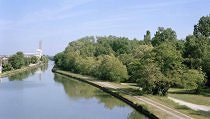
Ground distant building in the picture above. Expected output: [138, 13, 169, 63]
[0, 41, 43, 73]
[24, 41, 43, 58]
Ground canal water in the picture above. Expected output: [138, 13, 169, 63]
[0, 62, 147, 119]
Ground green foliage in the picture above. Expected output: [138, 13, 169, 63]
[202, 46, 210, 86]
[181, 69, 206, 92]
[55, 36, 131, 82]
[75, 57, 97, 75]
[24, 57, 30, 66]
[2, 63, 13, 72]
[30, 56, 38, 64]
[97, 36, 132, 55]
[191, 14, 210, 86]
[54, 14, 210, 95]
[97, 55, 128, 82]
[65, 36, 96, 57]
[8, 52, 25, 69]
[184, 35, 208, 59]
[132, 59, 169, 95]
[151, 27, 177, 46]
[154, 42, 183, 73]
[193, 14, 210, 37]
[2, 51, 46, 72]
[94, 43, 113, 56]
[40, 56, 49, 63]
[54, 52, 64, 68]
[144, 30, 151, 45]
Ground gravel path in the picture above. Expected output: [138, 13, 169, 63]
[94, 81, 119, 89]
[93, 81, 193, 119]
[136, 96, 193, 119]
[168, 97, 210, 112]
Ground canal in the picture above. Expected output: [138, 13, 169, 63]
[0, 62, 147, 119]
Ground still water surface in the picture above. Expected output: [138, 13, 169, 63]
[0, 62, 147, 119]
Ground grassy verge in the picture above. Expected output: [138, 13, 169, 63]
[169, 94, 210, 106]
[168, 88, 210, 106]
[0, 63, 45, 78]
[146, 95, 210, 119]
[115, 85, 210, 119]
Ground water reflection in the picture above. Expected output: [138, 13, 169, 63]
[0, 62, 148, 119]
[128, 110, 148, 119]
[54, 74, 148, 119]
[8, 64, 48, 81]
[54, 73, 126, 109]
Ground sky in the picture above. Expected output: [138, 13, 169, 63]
[0, 0, 210, 55]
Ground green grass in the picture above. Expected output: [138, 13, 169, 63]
[147, 95, 210, 119]
[169, 94, 210, 106]
[168, 87, 210, 106]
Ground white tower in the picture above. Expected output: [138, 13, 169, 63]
[36, 40, 43, 58]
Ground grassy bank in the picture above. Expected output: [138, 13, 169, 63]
[167, 88, 210, 106]
[0, 63, 45, 78]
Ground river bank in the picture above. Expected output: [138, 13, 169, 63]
[53, 68, 210, 119]
[0, 63, 46, 78]
[52, 68, 210, 119]
[52, 68, 158, 119]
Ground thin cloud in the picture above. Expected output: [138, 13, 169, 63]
[19, 0, 95, 24]
[0, 0, 95, 29]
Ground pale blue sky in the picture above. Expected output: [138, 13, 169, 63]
[0, 0, 210, 55]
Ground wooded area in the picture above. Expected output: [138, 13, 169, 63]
[54, 14, 210, 96]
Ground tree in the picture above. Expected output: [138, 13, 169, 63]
[183, 35, 208, 69]
[40, 56, 49, 63]
[202, 46, 210, 86]
[2, 63, 13, 72]
[144, 30, 151, 45]
[30, 56, 38, 64]
[54, 52, 64, 68]
[8, 52, 25, 69]
[65, 36, 96, 57]
[133, 59, 169, 95]
[97, 36, 132, 55]
[24, 57, 30, 66]
[94, 43, 113, 56]
[97, 55, 128, 82]
[181, 69, 206, 93]
[62, 52, 80, 72]
[192, 14, 210, 86]
[154, 42, 183, 74]
[151, 27, 177, 46]
[75, 57, 96, 75]
[193, 14, 210, 37]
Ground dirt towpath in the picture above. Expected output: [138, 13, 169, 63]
[168, 97, 210, 112]
[93, 81, 193, 119]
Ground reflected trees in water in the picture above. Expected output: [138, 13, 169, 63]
[8, 64, 48, 81]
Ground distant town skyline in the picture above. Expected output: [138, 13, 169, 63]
[0, 0, 210, 55]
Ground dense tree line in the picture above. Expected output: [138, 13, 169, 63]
[2, 51, 48, 72]
[55, 14, 210, 95]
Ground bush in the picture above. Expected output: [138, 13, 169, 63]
[97, 55, 128, 82]
[181, 69, 206, 93]
[2, 63, 13, 72]
[30, 56, 38, 64]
